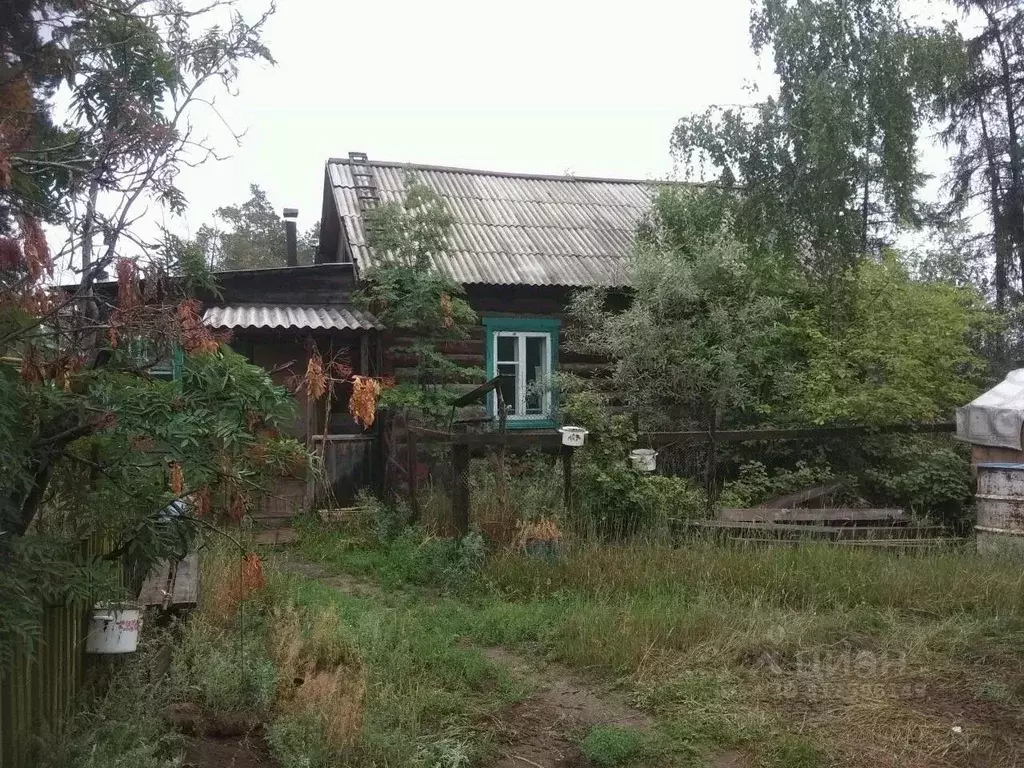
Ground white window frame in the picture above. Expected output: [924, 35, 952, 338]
[491, 331, 553, 422]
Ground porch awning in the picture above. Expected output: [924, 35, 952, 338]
[202, 304, 382, 332]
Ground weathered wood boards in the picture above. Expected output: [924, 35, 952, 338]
[718, 508, 908, 524]
[137, 551, 199, 610]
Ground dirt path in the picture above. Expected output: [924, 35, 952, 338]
[281, 556, 653, 768]
[482, 646, 652, 768]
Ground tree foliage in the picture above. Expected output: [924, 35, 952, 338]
[674, 0, 962, 281]
[570, 187, 793, 432]
[942, 1, 1024, 314]
[796, 252, 995, 424]
[198, 184, 318, 271]
[0, 1, 313, 672]
[573, 188, 992, 433]
[355, 175, 480, 419]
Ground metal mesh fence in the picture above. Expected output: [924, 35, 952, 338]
[388, 423, 967, 543]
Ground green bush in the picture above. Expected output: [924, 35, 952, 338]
[39, 633, 182, 768]
[856, 435, 972, 527]
[718, 460, 835, 508]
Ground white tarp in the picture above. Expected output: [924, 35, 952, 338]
[957, 369, 1024, 449]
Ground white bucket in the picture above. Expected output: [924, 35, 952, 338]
[630, 448, 657, 472]
[558, 426, 589, 447]
[85, 606, 142, 654]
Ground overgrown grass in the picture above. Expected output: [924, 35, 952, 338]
[38, 630, 182, 768]
[287, 523, 1024, 767]
[582, 725, 654, 766]
[268, 572, 523, 766]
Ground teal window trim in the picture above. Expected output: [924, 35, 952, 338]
[126, 338, 182, 381]
[483, 316, 560, 429]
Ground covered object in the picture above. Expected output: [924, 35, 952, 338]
[956, 369, 1024, 450]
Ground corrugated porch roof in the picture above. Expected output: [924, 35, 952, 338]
[203, 305, 382, 331]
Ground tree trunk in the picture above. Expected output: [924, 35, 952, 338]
[980, 103, 1010, 311]
[986, 9, 1024, 295]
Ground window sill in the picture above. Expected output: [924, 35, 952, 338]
[495, 418, 558, 431]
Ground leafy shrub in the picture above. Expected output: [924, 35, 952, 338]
[718, 460, 835, 508]
[856, 435, 972, 528]
[559, 375, 709, 537]
[40, 632, 182, 768]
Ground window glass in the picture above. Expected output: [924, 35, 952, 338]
[487, 322, 558, 424]
[525, 336, 546, 414]
[497, 362, 517, 414]
[497, 335, 517, 363]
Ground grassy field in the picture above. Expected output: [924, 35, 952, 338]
[279, 523, 1024, 768]
[45, 524, 1024, 768]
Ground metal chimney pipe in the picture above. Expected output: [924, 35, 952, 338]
[283, 208, 298, 267]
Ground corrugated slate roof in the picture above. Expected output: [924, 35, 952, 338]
[327, 159, 658, 287]
[203, 305, 381, 331]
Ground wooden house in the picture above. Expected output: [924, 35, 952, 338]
[195, 153, 657, 507]
[312, 153, 651, 426]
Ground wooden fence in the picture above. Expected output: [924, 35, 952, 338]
[311, 434, 380, 508]
[0, 536, 116, 768]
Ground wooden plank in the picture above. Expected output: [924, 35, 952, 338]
[451, 375, 504, 407]
[452, 443, 470, 535]
[254, 527, 298, 546]
[712, 537, 961, 550]
[687, 520, 944, 539]
[171, 553, 199, 608]
[137, 561, 173, 608]
[761, 481, 844, 509]
[718, 507, 907, 524]
[646, 422, 955, 445]
[318, 507, 366, 523]
[407, 418, 419, 520]
[310, 434, 376, 442]
[562, 444, 573, 513]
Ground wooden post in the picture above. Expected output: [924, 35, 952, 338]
[705, 419, 718, 516]
[407, 415, 419, 521]
[452, 442, 470, 536]
[562, 444, 574, 514]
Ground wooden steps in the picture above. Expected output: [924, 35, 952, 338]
[253, 527, 299, 546]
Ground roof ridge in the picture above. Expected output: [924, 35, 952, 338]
[326, 157, 692, 187]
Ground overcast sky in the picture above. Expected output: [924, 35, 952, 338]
[169, 0, 771, 237]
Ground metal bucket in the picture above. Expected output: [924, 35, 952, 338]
[630, 448, 657, 472]
[975, 463, 1024, 556]
[85, 605, 142, 654]
[558, 426, 588, 447]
